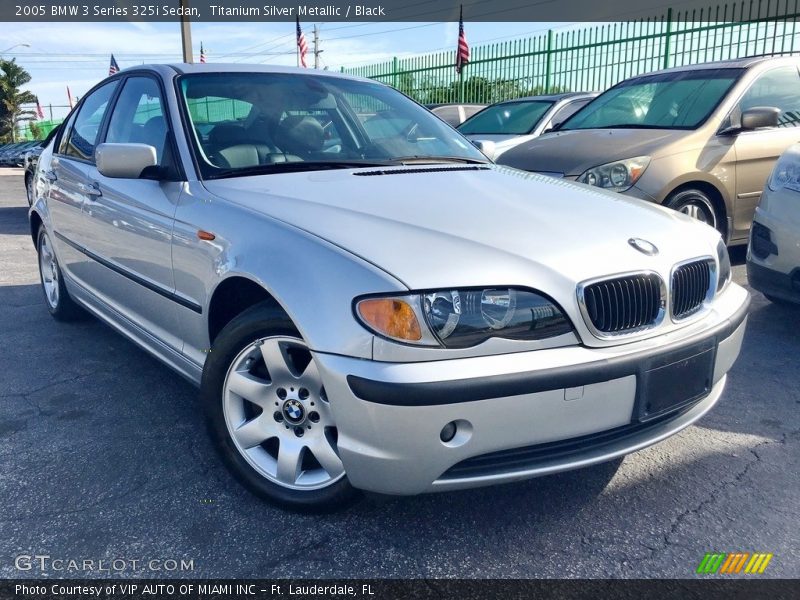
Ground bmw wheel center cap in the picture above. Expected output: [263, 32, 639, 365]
[283, 399, 305, 424]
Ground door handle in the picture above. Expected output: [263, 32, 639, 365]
[43, 170, 57, 183]
[81, 182, 103, 198]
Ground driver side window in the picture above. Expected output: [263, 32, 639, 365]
[737, 66, 800, 128]
[61, 81, 118, 162]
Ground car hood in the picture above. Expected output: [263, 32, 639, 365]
[497, 128, 691, 175]
[202, 165, 717, 298]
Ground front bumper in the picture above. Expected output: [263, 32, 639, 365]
[747, 207, 800, 304]
[315, 284, 749, 495]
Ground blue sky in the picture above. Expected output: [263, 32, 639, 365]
[1, 21, 568, 119]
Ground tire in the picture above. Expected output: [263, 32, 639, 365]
[665, 188, 723, 236]
[36, 228, 84, 321]
[25, 172, 34, 207]
[201, 302, 361, 512]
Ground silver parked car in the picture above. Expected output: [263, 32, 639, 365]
[30, 64, 749, 510]
[458, 92, 598, 158]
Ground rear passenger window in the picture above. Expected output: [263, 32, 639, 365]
[738, 66, 800, 128]
[62, 81, 118, 161]
[106, 77, 168, 163]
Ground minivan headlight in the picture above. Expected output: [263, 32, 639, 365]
[577, 156, 650, 192]
[356, 288, 573, 348]
[716, 238, 731, 293]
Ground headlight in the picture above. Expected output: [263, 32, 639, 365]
[716, 238, 731, 293]
[356, 288, 572, 348]
[768, 145, 800, 192]
[577, 156, 650, 192]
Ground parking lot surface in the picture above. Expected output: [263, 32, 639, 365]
[0, 169, 798, 578]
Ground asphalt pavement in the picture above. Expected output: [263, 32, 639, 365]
[0, 169, 797, 579]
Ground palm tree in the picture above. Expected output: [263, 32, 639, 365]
[0, 59, 37, 142]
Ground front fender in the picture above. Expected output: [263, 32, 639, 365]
[173, 182, 407, 362]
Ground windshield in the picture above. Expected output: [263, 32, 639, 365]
[458, 100, 554, 135]
[179, 72, 486, 178]
[560, 68, 743, 131]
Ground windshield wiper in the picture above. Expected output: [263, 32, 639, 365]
[387, 155, 491, 165]
[566, 124, 668, 130]
[206, 160, 395, 179]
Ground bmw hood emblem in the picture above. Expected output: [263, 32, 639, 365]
[283, 399, 305, 424]
[628, 238, 659, 256]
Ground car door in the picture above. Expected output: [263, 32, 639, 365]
[47, 81, 119, 280]
[80, 75, 186, 352]
[731, 65, 800, 239]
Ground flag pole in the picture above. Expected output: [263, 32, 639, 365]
[180, 0, 193, 63]
[458, 5, 465, 103]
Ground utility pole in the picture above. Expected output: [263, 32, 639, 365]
[180, 0, 193, 63]
[313, 25, 323, 69]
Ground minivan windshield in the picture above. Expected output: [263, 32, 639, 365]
[179, 72, 487, 178]
[458, 100, 554, 135]
[560, 68, 744, 131]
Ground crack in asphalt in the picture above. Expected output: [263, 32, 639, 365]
[0, 370, 107, 402]
[629, 433, 789, 570]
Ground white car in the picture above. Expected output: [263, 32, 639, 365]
[747, 144, 800, 305]
[31, 64, 749, 510]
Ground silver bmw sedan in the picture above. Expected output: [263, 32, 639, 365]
[29, 64, 749, 510]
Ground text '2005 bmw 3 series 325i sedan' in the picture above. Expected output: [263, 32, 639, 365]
[29, 64, 749, 510]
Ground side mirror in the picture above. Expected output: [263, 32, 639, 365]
[96, 143, 158, 179]
[472, 139, 497, 161]
[741, 106, 781, 130]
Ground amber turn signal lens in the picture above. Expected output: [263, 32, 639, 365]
[357, 298, 422, 341]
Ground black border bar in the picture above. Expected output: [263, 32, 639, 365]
[2, 579, 798, 600]
[4, 0, 797, 22]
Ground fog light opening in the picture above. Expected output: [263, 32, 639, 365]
[440, 421, 457, 443]
[439, 419, 473, 448]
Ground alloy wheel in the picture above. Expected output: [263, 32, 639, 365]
[677, 198, 716, 228]
[39, 233, 60, 309]
[222, 336, 344, 491]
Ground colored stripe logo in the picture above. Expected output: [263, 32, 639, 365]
[697, 552, 773, 574]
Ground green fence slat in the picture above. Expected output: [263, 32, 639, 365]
[340, 2, 800, 103]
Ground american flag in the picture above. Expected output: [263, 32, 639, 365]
[199, 42, 206, 64]
[109, 54, 119, 76]
[36, 99, 44, 120]
[456, 6, 470, 74]
[296, 17, 308, 68]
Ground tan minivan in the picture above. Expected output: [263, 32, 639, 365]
[497, 56, 800, 245]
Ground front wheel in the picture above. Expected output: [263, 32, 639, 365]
[201, 303, 360, 511]
[665, 188, 723, 235]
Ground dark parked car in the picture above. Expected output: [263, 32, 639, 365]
[24, 127, 60, 206]
[424, 103, 487, 127]
[1, 141, 39, 167]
